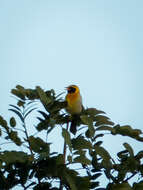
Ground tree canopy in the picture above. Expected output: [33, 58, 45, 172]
[0, 85, 142, 190]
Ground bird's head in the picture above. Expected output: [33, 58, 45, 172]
[66, 85, 80, 94]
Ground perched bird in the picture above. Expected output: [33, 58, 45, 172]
[65, 85, 83, 134]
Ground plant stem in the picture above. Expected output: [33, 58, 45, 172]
[23, 120, 34, 156]
[60, 121, 69, 190]
[63, 121, 69, 164]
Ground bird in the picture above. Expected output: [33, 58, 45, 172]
[65, 85, 83, 134]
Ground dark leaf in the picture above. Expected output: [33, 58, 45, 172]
[11, 89, 25, 100]
[112, 125, 143, 142]
[8, 109, 24, 123]
[0, 151, 29, 164]
[9, 131, 22, 146]
[94, 145, 111, 161]
[123, 143, 134, 157]
[62, 128, 72, 151]
[72, 136, 92, 150]
[36, 86, 52, 108]
[10, 117, 16, 127]
[74, 155, 91, 165]
[24, 107, 37, 119]
[80, 115, 95, 136]
[28, 136, 50, 154]
[9, 104, 21, 112]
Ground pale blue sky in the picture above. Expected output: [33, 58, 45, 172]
[0, 0, 143, 187]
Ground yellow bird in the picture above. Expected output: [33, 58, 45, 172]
[65, 85, 83, 134]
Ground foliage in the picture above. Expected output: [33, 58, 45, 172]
[0, 85, 142, 190]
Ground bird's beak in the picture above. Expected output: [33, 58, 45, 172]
[65, 87, 69, 91]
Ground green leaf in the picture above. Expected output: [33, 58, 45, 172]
[11, 89, 25, 100]
[10, 117, 16, 127]
[0, 151, 29, 164]
[123, 143, 134, 157]
[36, 86, 52, 109]
[72, 136, 92, 150]
[80, 115, 95, 136]
[112, 125, 143, 142]
[9, 131, 22, 146]
[96, 125, 115, 132]
[74, 155, 91, 165]
[135, 151, 143, 159]
[62, 128, 72, 151]
[117, 150, 128, 159]
[75, 176, 91, 190]
[107, 182, 132, 190]
[94, 145, 111, 161]
[0, 116, 7, 127]
[84, 108, 105, 116]
[95, 115, 114, 126]
[28, 136, 50, 154]
[17, 100, 25, 107]
[133, 181, 143, 190]
[65, 173, 77, 190]
[0, 115, 9, 132]
[94, 141, 103, 146]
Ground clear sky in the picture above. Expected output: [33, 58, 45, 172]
[0, 0, 143, 187]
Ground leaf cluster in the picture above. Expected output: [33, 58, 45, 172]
[0, 85, 142, 189]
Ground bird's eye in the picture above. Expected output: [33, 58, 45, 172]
[68, 87, 76, 93]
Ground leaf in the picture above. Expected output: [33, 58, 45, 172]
[133, 181, 143, 190]
[107, 182, 132, 190]
[0, 116, 8, 127]
[84, 108, 105, 116]
[74, 155, 91, 165]
[112, 125, 143, 142]
[9, 131, 22, 146]
[0, 151, 29, 164]
[28, 136, 50, 154]
[123, 143, 134, 157]
[9, 104, 21, 112]
[0, 116, 9, 132]
[72, 136, 92, 150]
[11, 89, 25, 100]
[96, 126, 114, 132]
[75, 176, 91, 190]
[91, 173, 102, 180]
[117, 150, 128, 159]
[8, 109, 24, 123]
[90, 181, 99, 189]
[24, 107, 37, 119]
[62, 128, 72, 151]
[95, 115, 114, 127]
[10, 117, 16, 127]
[65, 173, 77, 190]
[135, 151, 143, 159]
[17, 100, 25, 107]
[38, 111, 49, 119]
[36, 86, 52, 108]
[94, 145, 111, 161]
[94, 141, 103, 146]
[80, 115, 95, 136]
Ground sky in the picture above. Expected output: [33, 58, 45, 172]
[0, 0, 143, 188]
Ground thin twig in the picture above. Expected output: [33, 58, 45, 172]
[63, 122, 69, 164]
[60, 122, 69, 190]
[124, 172, 137, 182]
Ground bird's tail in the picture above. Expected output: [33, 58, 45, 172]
[70, 115, 80, 135]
